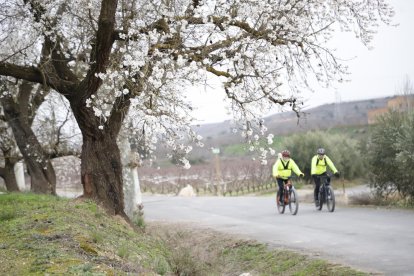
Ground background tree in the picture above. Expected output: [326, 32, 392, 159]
[394, 112, 414, 200]
[32, 91, 81, 159]
[365, 111, 406, 198]
[0, 0, 394, 215]
[0, 81, 56, 194]
[365, 78, 414, 202]
[0, 82, 81, 193]
[281, 131, 366, 181]
[0, 120, 20, 191]
[331, 135, 366, 180]
[280, 132, 327, 182]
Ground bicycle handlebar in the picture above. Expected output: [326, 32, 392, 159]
[315, 172, 332, 178]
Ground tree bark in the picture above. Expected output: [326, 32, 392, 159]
[0, 158, 19, 192]
[70, 97, 126, 216]
[1, 97, 56, 194]
[0, 0, 123, 213]
[81, 133, 124, 215]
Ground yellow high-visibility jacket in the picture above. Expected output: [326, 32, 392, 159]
[311, 155, 338, 175]
[272, 158, 303, 180]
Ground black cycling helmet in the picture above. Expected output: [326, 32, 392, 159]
[317, 148, 325, 155]
[281, 150, 290, 157]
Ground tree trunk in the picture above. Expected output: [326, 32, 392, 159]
[70, 97, 126, 216]
[1, 97, 56, 194]
[81, 134, 124, 215]
[0, 159, 19, 192]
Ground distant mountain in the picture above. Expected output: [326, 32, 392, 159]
[191, 96, 391, 148]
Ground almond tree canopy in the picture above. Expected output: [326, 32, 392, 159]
[0, 0, 394, 215]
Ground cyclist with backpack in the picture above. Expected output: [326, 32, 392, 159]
[272, 150, 304, 205]
[311, 148, 340, 207]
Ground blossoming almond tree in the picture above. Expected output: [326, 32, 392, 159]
[0, 0, 394, 215]
[1, 81, 58, 193]
[0, 81, 80, 193]
[0, 120, 21, 191]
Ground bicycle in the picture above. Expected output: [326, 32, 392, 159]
[316, 173, 335, 212]
[276, 178, 299, 215]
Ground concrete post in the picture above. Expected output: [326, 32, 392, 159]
[120, 136, 143, 218]
[14, 161, 26, 191]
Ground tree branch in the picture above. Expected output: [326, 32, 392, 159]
[0, 62, 76, 92]
[49, 149, 81, 159]
[80, 0, 118, 99]
[0, 63, 43, 84]
[24, 0, 79, 85]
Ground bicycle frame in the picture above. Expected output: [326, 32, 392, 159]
[282, 179, 292, 202]
[316, 174, 335, 212]
[276, 178, 299, 215]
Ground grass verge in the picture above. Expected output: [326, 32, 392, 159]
[149, 222, 368, 276]
[0, 193, 166, 275]
[1, 192, 368, 275]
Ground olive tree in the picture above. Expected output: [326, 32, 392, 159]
[281, 131, 366, 181]
[280, 131, 327, 181]
[0, 0, 394, 215]
[366, 110, 414, 200]
[365, 77, 414, 201]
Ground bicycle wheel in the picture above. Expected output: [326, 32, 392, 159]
[276, 190, 285, 214]
[317, 188, 323, 211]
[288, 189, 299, 215]
[326, 185, 335, 212]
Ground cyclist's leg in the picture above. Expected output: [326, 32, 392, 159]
[277, 178, 284, 203]
[313, 175, 320, 202]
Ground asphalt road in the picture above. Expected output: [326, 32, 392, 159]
[143, 195, 414, 275]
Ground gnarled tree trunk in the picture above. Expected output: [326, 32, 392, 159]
[0, 0, 123, 214]
[81, 134, 124, 215]
[1, 96, 56, 194]
[0, 158, 19, 192]
[70, 96, 126, 216]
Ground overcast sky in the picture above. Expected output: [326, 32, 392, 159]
[188, 0, 414, 124]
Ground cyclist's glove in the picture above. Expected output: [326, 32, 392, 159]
[334, 172, 340, 178]
[299, 173, 304, 178]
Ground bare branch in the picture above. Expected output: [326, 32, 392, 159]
[80, 0, 118, 99]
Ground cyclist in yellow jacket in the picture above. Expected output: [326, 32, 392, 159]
[311, 148, 340, 206]
[272, 150, 304, 205]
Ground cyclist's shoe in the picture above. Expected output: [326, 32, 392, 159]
[279, 199, 284, 206]
[315, 200, 319, 207]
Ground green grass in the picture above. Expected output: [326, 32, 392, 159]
[324, 125, 369, 140]
[150, 223, 369, 276]
[220, 242, 366, 275]
[223, 136, 285, 157]
[1, 192, 369, 275]
[223, 143, 251, 156]
[0, 192, 168, 275]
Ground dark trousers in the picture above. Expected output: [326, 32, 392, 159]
[277, 178, 287, 202]
[312, 173, 330, 200]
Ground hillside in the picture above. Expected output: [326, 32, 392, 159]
[186, 96, 390, 160]
[193, 96, 389, 142]
[0, 193, 367, 275]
